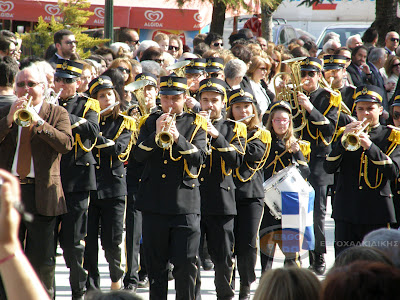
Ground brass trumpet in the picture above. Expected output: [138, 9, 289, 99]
[341, 118, 371, 151]
[14, 94, 33, 127]
[155, 107, 177, 149]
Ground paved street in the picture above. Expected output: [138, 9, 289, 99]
[55, 198, 335, 299]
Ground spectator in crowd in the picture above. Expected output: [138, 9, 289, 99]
[204, 32, 224, 51]
[193, 33, 207, 47]
[0, 169, 51, 300]
[321, 261, 400, 300]
[140, 46, 164, 65]
[291, 46, 309, 58]
[367, 47, 389, 111]
[48, 29, 77, 66]
[346, 34, 363, 50]
[141, 60, 161, 80]
[231, 44, 253, 64]
[384, 31, 400, 56]
[86, 290, 142, 300]
[110, 42, 133, 59]
[35, 60, 56, 99]
[256, 37, 268, 51]
[89, 54, 107, 74]
[135, 40, 160, 61]
[224, 58, 247, 91]
[168, 35, 183, 61]
[346, 45, 372, 87]
[0, 56, 18, 108]
[243, 14, 262, 37]
[129, 59, 142, 80]
[108, 58, 134, 85]
[323, 32, 340, 45]
[153, 33, 169, 52]
[362, 27, 379, 49]
[238, 28, 254, 40]
[119, 28, 140, 52]
[90, 29, 105, 52]
[332, 246, 393, 269]
[77, 60, 94, 94]
[382, 55, 400, 100]
[303, 40, 318, 57]
[323, 39, 341, 55]
[193, 42, 210, 57]
[0, 36, 16, 59]
[362, 228, 400, 268]
[289, 38, 305, 47]
[253, 268, 321, 300]
[95, 47, 115, 67]
[44, 44, 57, 62]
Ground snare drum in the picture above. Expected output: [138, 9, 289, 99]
[263, 165, 313, 219]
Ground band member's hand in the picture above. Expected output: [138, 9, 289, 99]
[359, 131, 372, 150]
[361, 64, 371, 74]
[297, 92, 313, 113]
[156, 113, 170, 134]
[7, 97, 28, 127]
[290, 141, 300, 153]
[185, 97, 199, 109]
[199, 110, 219, 138]
[343, 120, 364, 135]
[169, 120, 180, 142]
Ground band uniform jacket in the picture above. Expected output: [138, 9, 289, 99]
[324, 124, 400, 224]
[199, 119, 246, 216]
[93, 114, 134, 199]
[295, 87, 339, 185]
[233, 127, 267, 199]
[59, 94, 100, 193]
[0, 100, 73, 216]
[338, 85, 356, 127]
[133, 111, 207, 215]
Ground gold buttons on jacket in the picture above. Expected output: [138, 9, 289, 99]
[96, 166, 100, 169]
[275, 151, 278, 154]
[164, 160, 168, 164]
[86, 163, 90, 166]
[359, 186, 363, 190]
[96, 154, 99, 157]
[200, 178, 204, 182]
[139, 179, 141, 182]
[202, 164, 206, 168]
[63, 103, 67, 107]
[227, 187, 230, 191]
[121, 174, 124, 178]
[101, 122, 106, 125]
[192, 184, 195, 187]
[162, 174, 166, 178]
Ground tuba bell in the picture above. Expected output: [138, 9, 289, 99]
[14, 94, 33, 127]
[341, 117, 371, 151]
[124, 79, 152, 117]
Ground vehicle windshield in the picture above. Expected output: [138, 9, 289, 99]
[317, 27, 368, 49]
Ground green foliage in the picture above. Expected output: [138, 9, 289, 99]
[21, 0, 109, 59]
[175, 0, 281, 12]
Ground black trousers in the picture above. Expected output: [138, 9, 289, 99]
[234, 198, 264, 288]
[334, 221, 388, 256]
[201, 215, 235, 300]
[123, 191, 145, 288]
[59, 191, 89, 297]
[84, 193, 125, 289]
[142, 213, 200, 300]
[308, 180, 327, 254]
[18, 184, 56, 299]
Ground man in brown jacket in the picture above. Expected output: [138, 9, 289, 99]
[0, 63, 73, 298]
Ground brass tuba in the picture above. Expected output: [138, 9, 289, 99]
[272, 56, 308, 132]
[341, 118, 370, 151]
[166, 60, 191, 77]
[14, 94, 33, 127]
[124, 79, 152, 117]
[155, 107, 176, 149]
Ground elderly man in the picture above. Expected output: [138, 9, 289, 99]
[0, 64, 73, 298]
[384, 31, 399, 56]
[119, 28, 140, 52]
[323, 39, 341, 55]
[346, 34, 363, 51]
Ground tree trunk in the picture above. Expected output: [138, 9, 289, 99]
[371, 0, 400, 46]
[210, 0, 226, 36]
[261, 4, 274, 42]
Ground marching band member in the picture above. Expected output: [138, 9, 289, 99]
[83, 76, 135, 291]
[228, 87, 271, 299]
[123, 72, 160, 291]
[389, 96, 400, 228]
[197, 81, 246, 299]
[54, 59, 100, 299]
[205, 57, 225, 80]
[259, 101, 310, 272]
[324, 85, 400, 256]
[132, 75, 207, 299]
[295, 57, 339, 275]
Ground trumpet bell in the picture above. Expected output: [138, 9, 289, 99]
[155, 131, 174, 149]
[13, 108, 32, 127]
[341, 133, 360, 151]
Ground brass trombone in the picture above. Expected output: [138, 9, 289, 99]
[341, 118, 371, 151]
[14, 94, 34, 127]
[155, 107, 176, 149]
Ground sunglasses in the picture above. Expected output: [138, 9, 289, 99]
[154, 58, 164, 64]
[117, 66, 130, 74]
[301, 70, 318, 78]
[16, 81, 41, 88]
[213, 42, 223, 47]
[393, 63, 400, 67]
[130, 40, 140, 45]
[168, 46, 179, 51]
[55, 77, 77, 84]
[65, 40, 78, 45]
[391, 38, 400, 42]
[393, 111, 400, 120]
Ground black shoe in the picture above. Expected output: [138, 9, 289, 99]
[138, 276, 149, 288]
[201, 258, 214, 271]
[123, 284, 137, 293]
[239, 285, 250, 300]
[168, 269, 174, 281]
[312, 252, 326, 275]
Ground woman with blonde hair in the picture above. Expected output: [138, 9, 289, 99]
[247, 55, 272, 118]
[383, 55, 400, 100]
[108, 58, 134, 85]
[253, 267, 321, 300]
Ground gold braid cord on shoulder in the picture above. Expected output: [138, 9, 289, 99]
[113, 115, 137, 162]
[235, 128, 272, 182]
[74, 98, 100, 157]
[318, 92, 341, 146]
[298, 139, 311, 161]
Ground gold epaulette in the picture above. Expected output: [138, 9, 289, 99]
[298, 139, 311, 158]
[193, 113, 208, 132]
[233, 121, 247, 139]
[250, 127, 271, 144]
[329, 91, 342, 107]
[138, 114, 150, 129]
[120, 110, 128, 116]
[82, 97, 100, 121]
[334, 126, 346, 142]
[114, 115, 136, 141]
[388, 126, 400, 144]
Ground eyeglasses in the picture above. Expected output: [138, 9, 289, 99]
[213, 42, 223, 47]
[55, 77, 77, 84]
[272, 118, 290, 124]
[117, 66, 130, 74]
[168, 46, 179, 51]
[130, 40, 140, 45]
[65, 40, 78, 45]
[391, 38, 399, 42]
[16, 81, 41, 88]
[301, 70, 318, 78]
[393, 63, 400, 67]
[186, 73, 203, 80]
[393, 111, 400, 120]
[154, 58, 164, 64]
